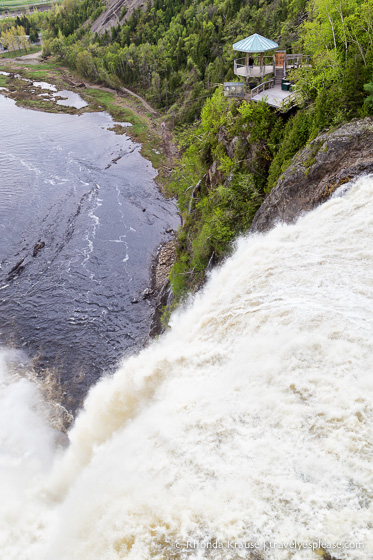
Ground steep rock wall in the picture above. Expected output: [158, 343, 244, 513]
[251, 118, 373, 232]
[91, 0, 148, 34]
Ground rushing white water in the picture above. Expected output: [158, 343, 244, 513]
[1, 175, 373, 560]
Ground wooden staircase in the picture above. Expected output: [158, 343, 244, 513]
[275, 67, 284, 85]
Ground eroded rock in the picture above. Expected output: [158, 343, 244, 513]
[149, 239, 177, 336]
[91, 0, 147, 34]
[251, 118, 373, 232]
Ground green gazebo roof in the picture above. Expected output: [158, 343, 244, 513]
[233, 33, 278, 53]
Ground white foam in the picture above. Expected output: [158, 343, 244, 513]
[1, 175, 373, 559]
[0, 350, 59, 558]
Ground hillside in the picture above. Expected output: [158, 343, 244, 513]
[90, 0, 146, 34]
[42, 0, 306, 122]
[36, 0, 373, 305]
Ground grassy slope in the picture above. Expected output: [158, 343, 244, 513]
[0, 0, 61, 12]
[0, 45, 41, 57]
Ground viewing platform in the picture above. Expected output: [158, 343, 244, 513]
[226, 33, 310, 110]
[250, 82, 296, 109]
[234, 57, 274, 79]
[233, 53, 310, 82]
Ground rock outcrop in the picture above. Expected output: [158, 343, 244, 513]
[251, 118, 373, 232]
[149, 239, 176, 337]
[91, 0, 148, 34]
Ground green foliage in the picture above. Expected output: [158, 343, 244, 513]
[166, 0, 373, 300]
[266, 108, 313, 191]
[43, 0, 103, 45]
[42, 0, 303, 121]
[364, 79, 373, 110]
[267, 0, 373, 190]
[39, 0, 373, 304]
[170, 169, 263, 299]
[0, 12, 44, 48]
[167, 89, 275, 299]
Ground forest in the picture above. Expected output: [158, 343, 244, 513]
[0, 13, 41, 43]
[5, 0, 373, 304]
[41, 0, 308, 122]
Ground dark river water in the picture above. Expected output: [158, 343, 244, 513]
[0, 94, 179, 412]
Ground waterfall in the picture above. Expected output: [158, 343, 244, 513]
[0, 176, 372, 560]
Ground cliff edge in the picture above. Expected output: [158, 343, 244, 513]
[251, 118, 373, 232]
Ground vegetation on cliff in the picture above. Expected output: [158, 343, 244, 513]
[4, 0, 373, 306]
[41, 0, 305, 122]
[167, 0, 373, 298]
[168, 0, 373, 300]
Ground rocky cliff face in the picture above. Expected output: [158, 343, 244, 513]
[251, 118, 373, 232]
[91, 0, 147, 34]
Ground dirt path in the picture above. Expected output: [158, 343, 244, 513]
[119, 86, 158, 115]
[76, 79, 159, 116]
[61, 70, 178, 164]
[0, 50, 43, 65]
[18, 50, 42, 60]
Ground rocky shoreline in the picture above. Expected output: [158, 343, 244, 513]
[149, 238, 177, 337]
[128, 236, 177, 339]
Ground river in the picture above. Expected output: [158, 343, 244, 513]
[0, 170, 372, 558]
[0, 93, 179, 412]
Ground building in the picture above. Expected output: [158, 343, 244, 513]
[226, 33, 310, 109]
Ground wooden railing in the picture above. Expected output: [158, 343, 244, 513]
[234, 55, 274, 66]
[285, 54, 311, 69]
[234, 58, 246, 75]
[234, 55, 276, 77]
[279, 90, 298, 111]
[234, 54, 311, 73]
[250, 79, 275, 98]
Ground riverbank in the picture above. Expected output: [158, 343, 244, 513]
[0, 58, 180, 418]
[0, 52, 181, 337]
[0, 52, 179, 191]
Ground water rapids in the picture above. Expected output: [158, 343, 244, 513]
[0, 175, 372, 560]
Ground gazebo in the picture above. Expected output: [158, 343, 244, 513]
[233, 33, 279, 80]
[227, 32, 311, 109]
